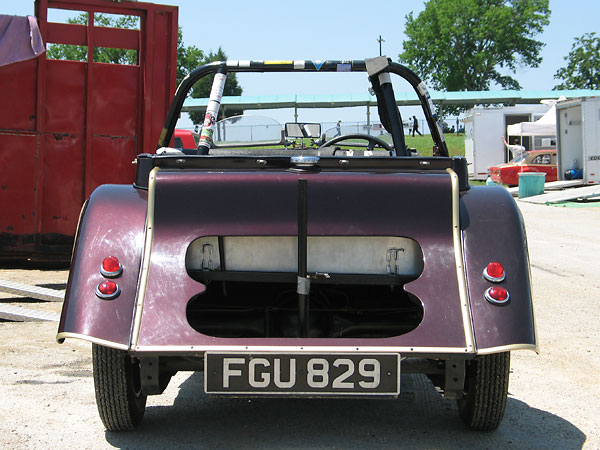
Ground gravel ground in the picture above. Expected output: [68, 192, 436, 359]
[0, 200, 598, 449]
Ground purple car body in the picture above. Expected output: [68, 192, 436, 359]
[57, 58, 536, 432]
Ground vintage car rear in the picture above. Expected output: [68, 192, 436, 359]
[57, 57, 537, 432]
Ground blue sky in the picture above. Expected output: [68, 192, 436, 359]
[5, 0, 599, 128]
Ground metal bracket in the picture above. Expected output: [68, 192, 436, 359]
[201, 243, 215, 271]
[386, 247, 405, 275]
[297, 276, 311, 295]
[443, 359, 466, 399]
[139, 356, 161, 395]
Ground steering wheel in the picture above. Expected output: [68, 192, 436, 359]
[318, 133, 394, 155]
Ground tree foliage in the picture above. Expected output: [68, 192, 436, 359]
[46, 13, 243, 123]
[553, 32, 600, 90]
[399, 0, 550, 97]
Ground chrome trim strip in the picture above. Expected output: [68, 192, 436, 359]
[56, 332, 129, 350]
[483, 267, 505, 283]
[446, 168, 476, 352]
[477, 344, 538, 355]
[291, 155, 319, 167]
[130, 167, 160, 350]
[94, 283, 121, 300]
[70, 199, 88, 263]
[484, 287, 510, 305]
[133, 344, 472, 353]
[100, 264, 123, 279]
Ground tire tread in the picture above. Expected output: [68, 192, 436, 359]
[92, 344, 146, 431]
[457, 352, 509, 431]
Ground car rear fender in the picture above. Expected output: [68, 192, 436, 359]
[461, 186, 537, 353]
[57, 185, 148, 349]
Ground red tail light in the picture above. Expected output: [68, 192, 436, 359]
[96, 280, 120, 300]
[483, 262, 505, 283]
[485, 286, 509, 305]
[101, 256, 122, 278]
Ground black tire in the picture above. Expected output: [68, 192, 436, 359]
[457, 352, 510, 431]
[92, 344, 147, 431]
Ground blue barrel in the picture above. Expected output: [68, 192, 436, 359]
[518, 172, 546, 198]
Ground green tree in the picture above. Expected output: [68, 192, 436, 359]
[553, 32, 600, 90]
[46, 13, 243, 123]
[399, 0, 550, 112]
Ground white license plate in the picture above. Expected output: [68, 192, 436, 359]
[204, 352, 400, 396]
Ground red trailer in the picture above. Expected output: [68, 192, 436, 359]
[0, 0, 178, 261]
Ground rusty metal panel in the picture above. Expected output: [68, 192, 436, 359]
[0, 0, 178, 260]
[45, 22, 87, 46]
[0, 59, 38, 131]
[40, 132, 83, 237]
[0, 134, 37, 239]
[44, 59, 86, 133]
[91, 63, 139, 137]
[143, 6, 178, 153]
[87, 136, 137, 194]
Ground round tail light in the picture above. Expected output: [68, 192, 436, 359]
[483, 262, 505, 283]
[485, 286, 509, 305]
[101, 256, 122, 278]
[96, 280, 120, 300]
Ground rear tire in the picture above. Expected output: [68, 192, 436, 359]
[92, 344, 147, 431]
[457, 352, 510, 431]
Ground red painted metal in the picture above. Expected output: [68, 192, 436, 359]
[0, 0, 178, 260]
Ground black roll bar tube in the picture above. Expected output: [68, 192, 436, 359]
[157, 59, 449, 157]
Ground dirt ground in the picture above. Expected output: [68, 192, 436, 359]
[0, 200, 598, 449]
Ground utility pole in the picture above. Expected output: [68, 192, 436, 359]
[377, 35, 385, 56]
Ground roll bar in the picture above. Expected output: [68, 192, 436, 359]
[157, 58, 449, 157]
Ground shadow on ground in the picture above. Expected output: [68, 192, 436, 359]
[105, 372, 585, 449]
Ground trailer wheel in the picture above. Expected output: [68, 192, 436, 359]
[457, 352, 510, 431]
[92, 344, 147, 431]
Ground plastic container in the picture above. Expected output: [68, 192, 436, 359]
[518, 172, 546, 198]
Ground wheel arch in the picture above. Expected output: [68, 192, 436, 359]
[57, 184, 148, 349]
[461, 186, 537, 353]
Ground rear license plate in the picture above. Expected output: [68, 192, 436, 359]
[204, 352, 400, 396]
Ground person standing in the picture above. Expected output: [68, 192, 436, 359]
[335, 120, 342, 137]
[412, 116, 422, 136]
[502, 136, 525, 160]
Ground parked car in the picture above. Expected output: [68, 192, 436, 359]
[489, 149, 557, 186]
[57, 57, 537, 432]
[174, 129, 199, 151]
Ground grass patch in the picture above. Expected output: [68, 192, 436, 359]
[405, 133, 465, 157]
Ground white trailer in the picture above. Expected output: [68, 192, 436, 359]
[463, 104, 552, 180]
[556, 97, 600, 185]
